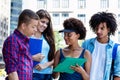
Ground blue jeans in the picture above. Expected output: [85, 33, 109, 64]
[33, 73, 52, 80]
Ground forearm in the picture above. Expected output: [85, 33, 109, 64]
[32, 55, 36, 61]
[80, 70, 89, 80]
[114, 77, 120, 80]
[71, 65, 90, 80]
[45, 59, 54, 67]
[8, 71, 19, 80]
[52, 72, 59, 79]
[32, 53, 45, 62]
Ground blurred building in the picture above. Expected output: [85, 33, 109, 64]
[0, 0, 22, 64]
[22, 0, 120, 42]
[0, 0, 120, 56]
[0, 0, 11, 58]
[10, 0, 22, 34]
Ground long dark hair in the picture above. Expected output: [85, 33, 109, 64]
[36, 9, 55, 61]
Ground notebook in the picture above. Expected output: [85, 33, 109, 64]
[29, 38, 43, 67]
[53, 57, 86, 74]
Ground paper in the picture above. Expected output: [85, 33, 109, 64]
[53, 57, 86, 74]
[29, 38, 43, 67]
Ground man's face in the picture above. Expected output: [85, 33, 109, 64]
[23, 19, 39, 37]
[95, 22, 110, 39]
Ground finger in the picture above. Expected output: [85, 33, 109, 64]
[35, 65, 39, 69]
[35, 66, 41, 70]
[76, 64, 79, 67]
[70, 66, 75, 69]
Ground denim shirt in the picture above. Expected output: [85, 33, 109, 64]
[82, 38, 120, 80]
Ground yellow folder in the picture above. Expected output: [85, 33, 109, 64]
[53, 57, 86, 74]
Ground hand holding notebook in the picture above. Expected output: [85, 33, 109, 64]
[53, 57, 86, 74]
[32, 53, 45, 62]
[29, 38, 43, 67]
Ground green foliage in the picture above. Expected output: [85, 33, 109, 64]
[54, 31, 84, 50]
[54, 31, 65, 50]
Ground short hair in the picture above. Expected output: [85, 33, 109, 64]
[63, 18, 86, 39]
[18, 9, 39, 27]
[89, 11, 117, 36]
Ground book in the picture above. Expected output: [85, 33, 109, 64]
[53, 57, 87, 74]
[29, 38, 43, 67]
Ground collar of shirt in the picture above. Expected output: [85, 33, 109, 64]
[89, 37, 113, 48]
[14, 29, 29, 43]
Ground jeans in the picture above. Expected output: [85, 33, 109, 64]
[33, 73, 52, 80]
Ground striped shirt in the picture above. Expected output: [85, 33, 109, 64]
[2, 29, 33, 80]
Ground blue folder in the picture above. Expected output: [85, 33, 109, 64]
[29, 38, 43, 67]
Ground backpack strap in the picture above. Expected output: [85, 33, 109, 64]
[112, 43, 119, 60]
[110, 43, 119, 79]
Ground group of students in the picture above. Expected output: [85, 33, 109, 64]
[2, 9, 120, 80]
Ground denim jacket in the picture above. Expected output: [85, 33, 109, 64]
[82, 38, 120, 80]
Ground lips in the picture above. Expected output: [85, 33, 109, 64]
[97, 33, 102, 36]
[40, 26, 46, 31]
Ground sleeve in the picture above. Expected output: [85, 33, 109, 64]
[81, 40, 87, 49]
[114, 45, 120, 77]
[2, 37, 18, 74]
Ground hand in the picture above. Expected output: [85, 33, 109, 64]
[8, 71, 19, 80]
[32, 53, 45, 62]
[35, 63, 47, 70]
[71, 64, 83, 73]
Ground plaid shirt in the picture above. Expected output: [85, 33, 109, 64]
[2, 29, 33, 80]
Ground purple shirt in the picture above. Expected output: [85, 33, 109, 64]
[2, 29, 33, 80]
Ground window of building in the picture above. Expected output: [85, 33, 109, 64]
[0, 39, 2, 45]
[118, 0, 120, 8]
[118, 14, 120, 19]
[3, 32, 6, 37]
[52, 13, 60, 25]
[61, 0, 69, 8]
[10, 25, 15, 34]
[77, 14, 86, 24]
[118, 31, 120, 42]
[100, 0, 109, 8]
[118, 14, 120, 27]
[61, 13, 69, 21]
[1, 21, 3, 29]
[52, 0, 60, 8]
[78, 0, 86, 9]
[0, 30, 2, 36]
[11, 16, 18, 22]
[11, 9, 21, 14]
[37, 0, 46, 9]
[11, 1, 22, 8]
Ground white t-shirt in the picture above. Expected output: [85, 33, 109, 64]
[90, 40, 107, 80]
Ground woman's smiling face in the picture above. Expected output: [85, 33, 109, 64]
[37, 18, 49, 33]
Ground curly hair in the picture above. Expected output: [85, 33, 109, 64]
[89, 12, 117, 36]
[63, 18, 86, 39]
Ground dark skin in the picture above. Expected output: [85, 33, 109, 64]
[95, 22, 120, 80]
[52, 32, 92, 80]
